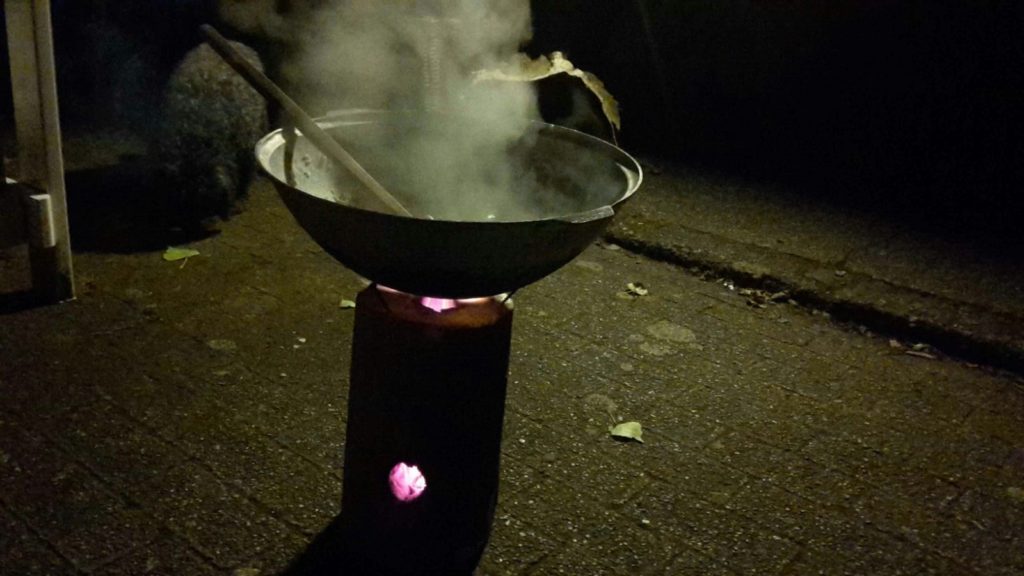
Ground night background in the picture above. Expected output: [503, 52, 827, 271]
[534, 1, 1024, 244]
[1, 1, 1022, 243]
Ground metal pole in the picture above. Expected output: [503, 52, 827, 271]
[5, 0, 74, 302]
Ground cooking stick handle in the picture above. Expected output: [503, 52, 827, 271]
[199, 24, 412, 217]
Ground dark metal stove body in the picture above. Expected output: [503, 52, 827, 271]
[342, 286, 513, 575]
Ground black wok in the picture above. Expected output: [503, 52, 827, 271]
[255, 109, 642, 298]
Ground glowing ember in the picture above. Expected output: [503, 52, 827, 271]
[421, 297, 458, 313]
[389, 462, 427, 502]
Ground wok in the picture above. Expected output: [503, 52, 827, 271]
[255, 109, 642, 298]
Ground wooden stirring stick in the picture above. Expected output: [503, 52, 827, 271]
[200, 24, 413, 217]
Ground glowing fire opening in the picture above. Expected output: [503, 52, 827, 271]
[421, 297, 458, 313]
[376, 285, 501, 313]
[415, 293, 496, 313]
[389, 462, 427, 502]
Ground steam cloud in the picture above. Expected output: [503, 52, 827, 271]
[270, 0, 622, 221]
[296, 1, 531, 110]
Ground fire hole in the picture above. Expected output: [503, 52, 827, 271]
[421, 297, 458, 313]
[389, 462, 427, 502]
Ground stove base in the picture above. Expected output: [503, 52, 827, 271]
[340, 286, 514, 575]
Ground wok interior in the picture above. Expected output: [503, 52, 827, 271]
[261, 112, 638, 222]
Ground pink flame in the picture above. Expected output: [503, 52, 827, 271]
[389, 462, 427, 502]
[421, 297, 458, 313]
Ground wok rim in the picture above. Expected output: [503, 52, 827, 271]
[254, 108, 643, 224]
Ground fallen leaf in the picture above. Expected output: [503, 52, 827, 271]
[163, 246, 200, 262]
[618, 282, 649, 300]
[738, 288, 788, 308]
[609, 421, 644, 443]
[474, 52, 620, 137]
[207, 339, 238, 352]
[339, 299, 356, 309]
[905, 350, 937, 360]
[626, 282, 649, 297]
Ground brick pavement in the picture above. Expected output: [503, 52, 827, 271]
[1, 177, 1023, 575]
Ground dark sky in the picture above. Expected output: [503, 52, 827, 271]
[4, 1, 1023, 228]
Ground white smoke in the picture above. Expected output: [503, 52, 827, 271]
[225, 1, 625, 221]
[293, 1, 533, 113]
[280, 0, 559, 220]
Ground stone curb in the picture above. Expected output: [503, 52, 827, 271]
[605, 219, 1024, 375]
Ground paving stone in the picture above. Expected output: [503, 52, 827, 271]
[760, 353, 862, 403]
[947, 486, 1024, 543]
[94, 370, 210, 442]
[922, 367, 1024, 422]
[711, 431, 826, 487]
[864, 376, 977, 435]
[161, 404, 339, 534]
[0, 425, 158, 571]
[525, 439, 654, 514]
[537, 371, 721, 451]
[89, 529, 220, 576]
[0, 351, 102, 430]
[801, 433, 963, 513]
[620, 481, 799, 576]
[918, 523, 1024, 576]
[638, 444, 751, 506]
[725, 479, 847, 546]
[135, 461, 304, 570]
[679, 381, 822, 451]
[267, 402, 347, 476]
[801, 429, 913, 484]
[0, 503, 78, 575]
[783, 541, 976, 576]
[515, 475, 673, 574]
[524, 522, 674, 575]
[481, 458, 565, 575]
[903, 426, 1013, 488]
[500, 410, 564, 473]
[963, 406, 1024, 445]
[235, 527, 313, 576]
[664, 550, 741, 576]
[42, 399, 182, 503]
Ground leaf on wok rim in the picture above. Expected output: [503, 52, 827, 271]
[473, 52, 621, 136]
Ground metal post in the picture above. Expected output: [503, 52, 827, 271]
[5, 0, 74, 302]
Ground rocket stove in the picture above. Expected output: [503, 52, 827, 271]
[255, 110, 641, 575]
